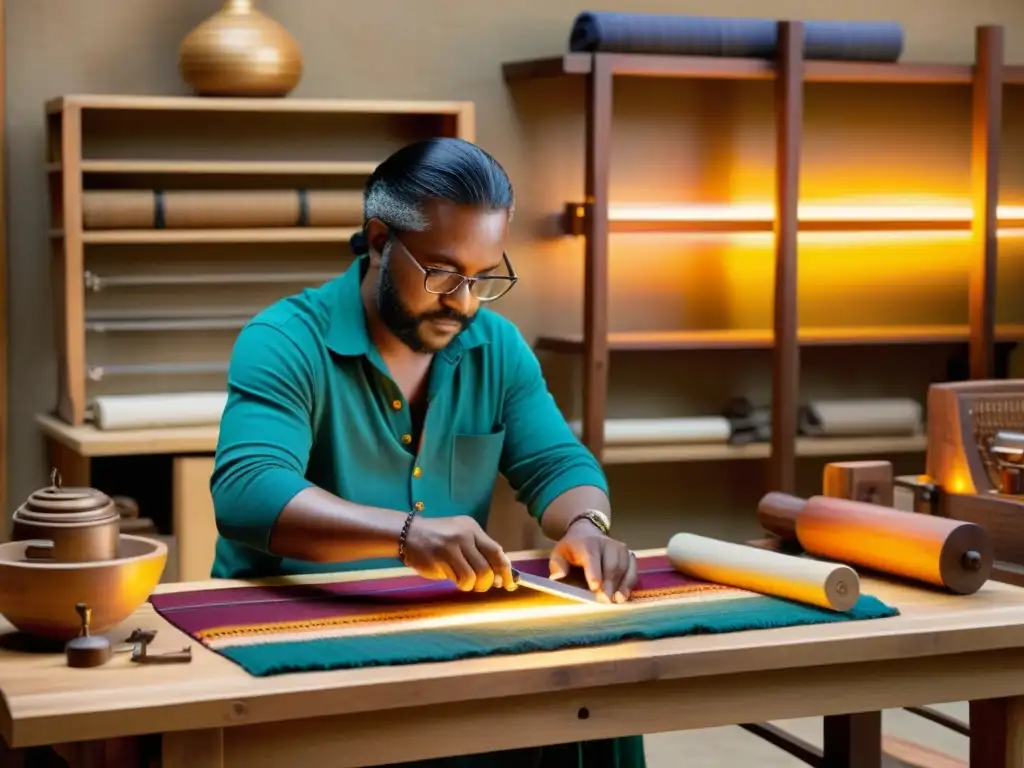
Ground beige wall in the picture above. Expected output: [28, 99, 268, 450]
[6, 1, 1024, 549]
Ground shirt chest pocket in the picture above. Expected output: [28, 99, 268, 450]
[450, 428, 507, 513]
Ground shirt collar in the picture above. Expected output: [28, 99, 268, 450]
[325, 255, 489, 363]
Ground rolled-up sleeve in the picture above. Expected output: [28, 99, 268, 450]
[498, 328, 608, 520]
[210, 320, 317, 553]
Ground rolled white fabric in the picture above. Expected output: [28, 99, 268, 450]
[800, 398, 923, 437]
[90, 392, 228, 430]
[567, 417, 731, 445]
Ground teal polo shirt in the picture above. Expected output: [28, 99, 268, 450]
[209, 255, 608, 579]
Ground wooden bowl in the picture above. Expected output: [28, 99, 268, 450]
[0, 534, 167, 641]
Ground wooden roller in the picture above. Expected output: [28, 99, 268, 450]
[666, 532, 860, 612]
[757, 492, 993, 595]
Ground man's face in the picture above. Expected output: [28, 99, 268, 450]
[368, 200, 510, 354]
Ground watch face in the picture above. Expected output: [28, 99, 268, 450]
[587, 510, 610, 532]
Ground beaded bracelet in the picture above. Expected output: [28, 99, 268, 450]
[397, 508, 418, 564]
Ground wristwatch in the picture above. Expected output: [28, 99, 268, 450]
[568, 509, 610, 535]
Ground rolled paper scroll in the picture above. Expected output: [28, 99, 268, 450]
[567, 417, 732, 445]
[82, 189, 364, 230]
[90, 392, 228, 430]
[757, 492, 993, 595]
[799, 398, 923, 437]
[666, 532, 860, 612]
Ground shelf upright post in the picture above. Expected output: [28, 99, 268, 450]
[582, 54, 614, 460]
[50, 102, 86, 426]
[968, 25, 1004, 381]
[770, 21, 805, 494]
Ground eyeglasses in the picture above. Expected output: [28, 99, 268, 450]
[387, 232, 518, 302]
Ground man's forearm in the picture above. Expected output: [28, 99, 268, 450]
[539, 485, 610, 541]
[268, 486, 410, 562]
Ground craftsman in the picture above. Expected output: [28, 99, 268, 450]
[210, 137, 646, 767]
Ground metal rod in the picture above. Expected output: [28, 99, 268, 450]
[85, 317, 251, 333]
[85, 270, 339, 291]
[87, 362, 230, 381]
[85, 306, 263, 321]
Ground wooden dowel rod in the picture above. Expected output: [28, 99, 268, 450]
[770, 21, 804, 493]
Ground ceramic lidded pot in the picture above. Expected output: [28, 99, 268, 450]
[11, 470, 121, 563]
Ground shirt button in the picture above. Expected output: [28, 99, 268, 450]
[392, 399, 402, 410]
[414, 501, 425, 511]
[401, 434, 412, 445]
[412, 466, 422, 478]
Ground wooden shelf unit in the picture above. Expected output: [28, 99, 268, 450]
[502, 23, 1020, 492]
[45, 95, 475, 427]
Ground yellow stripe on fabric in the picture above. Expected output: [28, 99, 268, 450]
[200, 582, 743, 645]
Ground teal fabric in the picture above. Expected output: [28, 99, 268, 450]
[209, 254, 608, 580]
[219, 594, 899, 676]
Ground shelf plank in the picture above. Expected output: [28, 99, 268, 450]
[605, 53, 775, 80]
[601, 434, 927, 464]
[535, 324, 1024, 353]
[48, 160, 380, 175]
[804, 60, 972, 85]
[1005, 65, 1024, 85]
[74, 227, 359, 245]
[36, 414, 219, 457]
[502, 53, 1021, 86]
[47, 94, 472, 116]
[502, 54, 593, 81]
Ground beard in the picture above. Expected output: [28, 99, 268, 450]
[376, 256, 473, 353]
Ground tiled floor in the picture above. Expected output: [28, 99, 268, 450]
[644, 702, 968, 767]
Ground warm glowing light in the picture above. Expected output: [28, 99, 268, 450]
[207, 589, 748, 650]
[614, 229, 1024, 246]
[605, 202, 1024, 224]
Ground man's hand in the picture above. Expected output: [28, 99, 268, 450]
[403, 515, 516, 593]
[548, 520, 637, 604]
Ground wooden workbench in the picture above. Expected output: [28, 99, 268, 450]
[1, 550, 1023, 767]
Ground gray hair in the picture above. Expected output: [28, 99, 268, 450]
[360, 137, 515, 232]
[364, 181, 431, 232]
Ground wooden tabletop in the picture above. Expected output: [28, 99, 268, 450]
[5, 548, 1024, 749]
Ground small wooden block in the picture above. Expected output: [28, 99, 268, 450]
[823, 461, 894, 507]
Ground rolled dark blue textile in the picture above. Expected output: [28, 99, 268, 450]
[568, 12, 904, 62]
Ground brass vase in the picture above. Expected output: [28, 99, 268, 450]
[179, 0, 303, 97]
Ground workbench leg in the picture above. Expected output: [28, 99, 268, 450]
[163, 728, 223, 768]
[822, 712, 882, 768]
[970, 697, 1024, 767]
